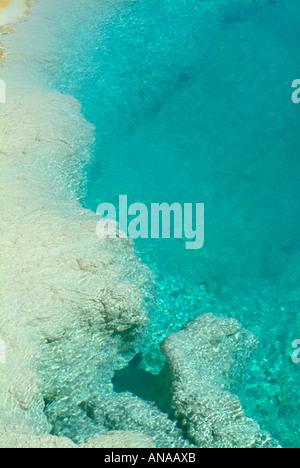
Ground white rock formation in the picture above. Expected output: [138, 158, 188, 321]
[1, 428, 155, 448]
[0, 2, 152, 448]
[160, 313, 279, 448]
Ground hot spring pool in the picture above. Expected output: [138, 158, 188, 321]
[3, 0, 299, 448]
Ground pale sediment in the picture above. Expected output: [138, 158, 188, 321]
[0, 0, 29, 27]
[0, 0, 30, 62]
[0, 1, 154, 448]
[0, 74, 155, 446]
[0, 429, 155, 449]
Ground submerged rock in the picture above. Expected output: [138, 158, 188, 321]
[160, 313, 277, 448]
[0, 13, 152, 448]
[80, 431, 155, 449]
[85, 391, 193, 449]
[0, 427, 154, 449]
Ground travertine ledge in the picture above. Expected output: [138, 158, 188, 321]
[160, 314, 279, 448]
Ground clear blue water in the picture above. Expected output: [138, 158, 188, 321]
[52, 0, 300, 447]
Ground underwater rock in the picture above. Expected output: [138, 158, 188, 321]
[0, 48, 151, 449]
[160, 313, 277, 448]
[0, 427, 154, 449]
[0, 428, 78, 448]
[81, 431, 155, 449]
[0, 0, 152, 448]
[0, 98, 151, 445]
[85, 391, 194, 449]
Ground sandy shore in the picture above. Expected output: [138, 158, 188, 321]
[0, 0, 28, 27]
[0, 0, 29, 61]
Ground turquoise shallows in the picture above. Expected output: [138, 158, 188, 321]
[49, 0, 300, 447]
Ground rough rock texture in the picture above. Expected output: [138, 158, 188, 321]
[0, 4, 152, 447]
[0, 428, 154, 448]
[160, 313, 278, 448]
[0, 81, 153, 445]
[78, 391, 194, 448]
[81, 431, 155, 449]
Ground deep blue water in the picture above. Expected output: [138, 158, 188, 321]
[52, 0, 300, 447]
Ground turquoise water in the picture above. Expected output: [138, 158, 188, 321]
[51, 0, 300, 447]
